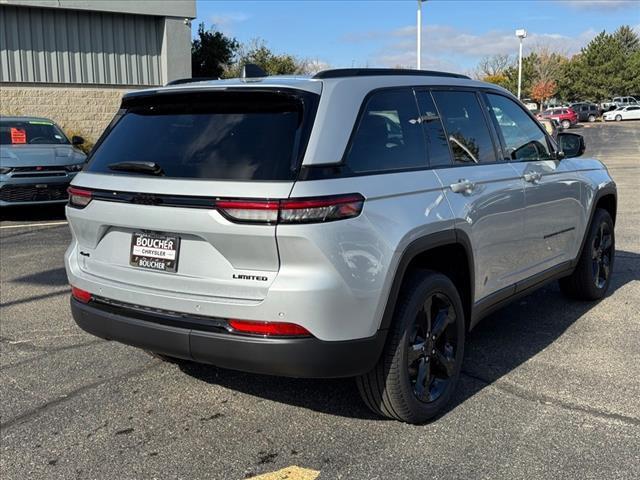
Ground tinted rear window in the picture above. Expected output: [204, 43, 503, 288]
[86, 91, 317, 181]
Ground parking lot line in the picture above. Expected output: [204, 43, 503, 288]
[247, 466, 320, 480]
[0, 221, 68, 229]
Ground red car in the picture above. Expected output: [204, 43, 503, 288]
[537, 107, 578, 129]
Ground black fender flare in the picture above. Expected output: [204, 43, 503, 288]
[377, 229, 475, 332]
[575, 185, 617, 266]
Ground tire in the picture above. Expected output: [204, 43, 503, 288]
[356, 270, 465, 424]
[562, 119, 571, 129]
[559, 209, 614, 300]
[588, 114, 596, 122]
[615, 115, 622, 122]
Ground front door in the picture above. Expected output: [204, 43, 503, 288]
[483, 92, 581, 277]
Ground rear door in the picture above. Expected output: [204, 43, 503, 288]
[67, 89, 318, 302]
[484, 92, 581, 276]
[428, 89, 526, 302]
[625, 106, 640, 119]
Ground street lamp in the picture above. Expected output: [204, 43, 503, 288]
[417, 0, 427, 69]
[516, 28, 527, 99]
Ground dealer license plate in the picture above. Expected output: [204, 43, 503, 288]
[130, 232, 180, 273]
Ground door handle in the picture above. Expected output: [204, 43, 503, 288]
[450, 179, 475, 194]
[523, 172, 542, 184]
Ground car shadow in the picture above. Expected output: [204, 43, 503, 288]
[13, 267, 69, 287]
[178, 249, 639, 421]
[0, 204, 66, 222]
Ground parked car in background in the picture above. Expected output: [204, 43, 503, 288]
[537, 117, 561, 139]
[0, 117, 86, 206]
[570, 103, 599, 122]
[602, 105, 640, 121]
[538, 107, 578, 129]
[601, 96, 638, 112]
[522, 99, 538, 112]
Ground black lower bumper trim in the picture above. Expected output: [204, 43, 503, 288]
[71, 298, 385, 378]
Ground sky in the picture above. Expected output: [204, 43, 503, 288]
[193, 0, 640, 74]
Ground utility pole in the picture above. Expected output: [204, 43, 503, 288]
[417, 0, 426, 69]
[516, 29, 527, 99]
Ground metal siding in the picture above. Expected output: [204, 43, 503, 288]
[0, 5, 163, 85]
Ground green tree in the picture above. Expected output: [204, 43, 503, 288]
[500, 53, 538, 98]
[613, 25, 640, 54]
[559, 31, 627, 101]
[225, 39, 315, 78]
[191, 23, 239, 78]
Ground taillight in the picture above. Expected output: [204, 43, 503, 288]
[216, 199, 279, 224]
[216, 193, 364, 224]
[228, 319, 311, 337]
[71, 286, 92, 303]
[280, 194, 364, 224]
[68, 186, 92, 208]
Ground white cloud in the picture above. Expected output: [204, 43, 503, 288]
[560, 0, 638, 11]
[346, 24, 600, 71]
[210, 12, 249, 35]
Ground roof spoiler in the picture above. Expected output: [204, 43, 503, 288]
[165, 77, 218, 86]
[313, 68, 470, 80]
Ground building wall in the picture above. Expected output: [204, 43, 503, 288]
[0, 84, 127, 143]
[0, 5, 164, 85]
[1, 0, 197, 19]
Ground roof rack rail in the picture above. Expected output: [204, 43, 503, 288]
[312, 68, 470, 80]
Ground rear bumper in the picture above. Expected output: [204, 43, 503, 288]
[71, 298, 385, 378]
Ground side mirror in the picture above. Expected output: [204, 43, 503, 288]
[71, 135, 85, 146]
[557, 132, 585, 158]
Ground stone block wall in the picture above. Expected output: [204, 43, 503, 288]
[0, 84, 134, 145]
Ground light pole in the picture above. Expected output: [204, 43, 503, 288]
[516, 29, 527, 99]
[417, 0, 426, 69]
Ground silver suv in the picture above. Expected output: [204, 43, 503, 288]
[65, 69, 617, 424]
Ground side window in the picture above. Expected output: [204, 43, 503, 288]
[414, 90, 452, 167]
[431, 90, 497, 164]
[345, 89, 427, 173]
[485, 93, 552, 161]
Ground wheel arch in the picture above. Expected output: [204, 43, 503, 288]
[575, 186, 617, 266]
[378, 230, 475, 333]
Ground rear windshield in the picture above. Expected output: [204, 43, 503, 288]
[0, 120, 69, 145]
[86, 90, 318, 181]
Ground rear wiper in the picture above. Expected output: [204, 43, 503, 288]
[108, 161, 164, 176]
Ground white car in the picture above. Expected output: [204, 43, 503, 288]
[603, 105, 640, 121]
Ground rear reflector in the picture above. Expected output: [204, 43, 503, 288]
[216, 193, 365, 224]
[71, 286, 92, 303]
[68, 186, 92, 208]
[228, 319, 311, 337]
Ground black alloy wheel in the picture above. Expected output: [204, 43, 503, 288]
[559, 208, 614, 301]
[408, 292, 458, 403]
[591, 221, 613, 289]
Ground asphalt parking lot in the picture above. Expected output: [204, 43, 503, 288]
[1, 122, 639, 480]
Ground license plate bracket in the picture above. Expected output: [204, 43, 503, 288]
[130, 232, 180, 273]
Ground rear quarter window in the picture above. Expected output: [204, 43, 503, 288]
[344, 89, 428, 173]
